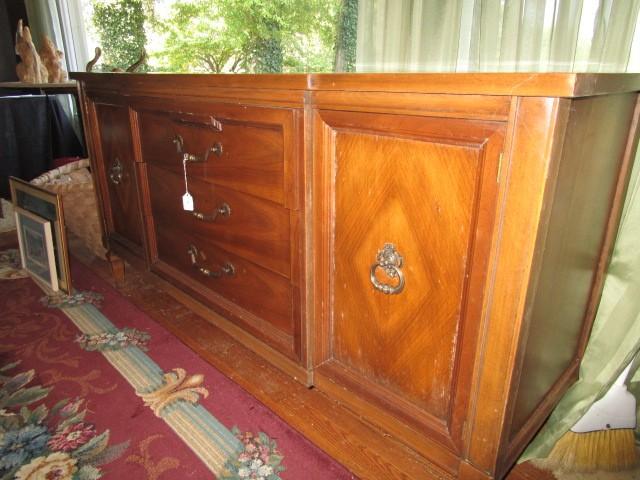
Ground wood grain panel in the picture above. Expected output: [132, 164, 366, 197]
[147, 164, 291, 277]
[153, 219, 294, 339]
[309, 73, 640, 97]
[313, 108, 505, 455]
[93, 103, 143, 248]
[311, 91, 511, 120]
[333, 132, 477, 419]
[509, 93, 639, 436]
[138, 109, 285, 204]
[72, 72, 308, 106]
[464, 97, 567, 478]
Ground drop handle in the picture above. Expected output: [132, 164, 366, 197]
[173, 134, 223, 162]
[108, 157, 123, 185]
[370, 243, 405, 294]
[187, 244, 235, 278]
[191, 202, 231, 221]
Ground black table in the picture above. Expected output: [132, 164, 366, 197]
[0, 93, 85, 199]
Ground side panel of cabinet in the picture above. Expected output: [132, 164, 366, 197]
[312, 108, 505, 465]
[89, 101, 144, 252]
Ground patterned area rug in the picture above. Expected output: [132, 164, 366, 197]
[0, 250, 356, 479]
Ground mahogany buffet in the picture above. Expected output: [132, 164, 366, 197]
[72, 72, 640, 480]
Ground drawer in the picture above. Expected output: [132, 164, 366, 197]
[147, 164, 291, 277]
[153, 219, 294, 341]
[138, 108, 285, 204]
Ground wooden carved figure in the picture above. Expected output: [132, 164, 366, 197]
[15, 19, 48, 83]
[39, 35, 68, 83]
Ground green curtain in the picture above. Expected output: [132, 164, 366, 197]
[356, 0, 640, 462]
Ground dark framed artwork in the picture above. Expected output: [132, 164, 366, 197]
[14, 206, 58, 292]
[9, 177, 71, 293]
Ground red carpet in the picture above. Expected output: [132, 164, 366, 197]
[0, 251, 356, 479]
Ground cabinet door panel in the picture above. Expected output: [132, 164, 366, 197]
[313, 109, 505, 452]
[93, 103, 143, 249]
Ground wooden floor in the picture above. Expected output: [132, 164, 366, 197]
[0, 231, 555, 480]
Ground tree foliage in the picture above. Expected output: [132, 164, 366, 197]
[90, 0, 347, 74]
[157, 0, 244, 73]
[92, 0, 148, 71]
[156, 0, 341, 73]
[334, 0, 358, 72]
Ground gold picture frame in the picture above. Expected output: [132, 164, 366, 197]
[9, 177, 71, 293]
[14, 207, 59, 292]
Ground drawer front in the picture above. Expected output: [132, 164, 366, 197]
[147, 164, 291, 277]
[153, 218, 294, 344]
[313, 109, 505, 452]
[138, 108, 285, 204]
[92, 102, 143, 249]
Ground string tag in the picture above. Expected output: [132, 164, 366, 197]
[182, 192, 194, 211]
[182, 154, 194, 211]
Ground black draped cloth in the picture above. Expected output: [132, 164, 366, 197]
[0, 94, 85, 199]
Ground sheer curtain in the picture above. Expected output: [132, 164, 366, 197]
[24, 0, 90, 73]
[357, 0, 640, 72]
[356, 0, 640, 463]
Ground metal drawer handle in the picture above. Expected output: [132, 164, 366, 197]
[187, 244, 235, 278]
[208, 142, 223, 159]
[191, 202, 231, 221]
[109, 157, 123, 185]
[370, 243, 405, 295]
[173, 134, 223, 162]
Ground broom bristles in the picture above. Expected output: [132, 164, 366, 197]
[545, 428, 638, 473]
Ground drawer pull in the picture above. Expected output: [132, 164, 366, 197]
[187, 244, 235, 278]
[191, 202, 231, 221]
[209, 142, 223, 158]
[109, 157, 123, 185]
[173, 134, 185, 153]
[173, 134, 223, 162]
[370, 243, 405, 295]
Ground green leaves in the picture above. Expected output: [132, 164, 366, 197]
[150, 0, 342, 73]
[0, 369, 51, 412]
[92, 0, 148, 71]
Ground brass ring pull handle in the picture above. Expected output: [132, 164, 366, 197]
[191, 202, 231, 221]
[187, 244, 235, 278]
[370, 243, 405, 295]
[109, 157, 123, 185]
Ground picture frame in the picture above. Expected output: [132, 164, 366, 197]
[9, 177, 71, 293]
[14, 206, 59, 292]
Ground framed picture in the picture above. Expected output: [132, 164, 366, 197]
[9, 177, 71, 293]
[14, 207, 59, 292]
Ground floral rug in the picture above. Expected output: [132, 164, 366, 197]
[0, 250, 355, 479]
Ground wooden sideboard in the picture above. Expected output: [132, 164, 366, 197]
[72, 72, 640, 480]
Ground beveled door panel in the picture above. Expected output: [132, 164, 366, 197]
[313, 109, 505, 453]
[93, 103, 143, 249]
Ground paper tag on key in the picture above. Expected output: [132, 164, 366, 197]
[182, 192, 194, 211]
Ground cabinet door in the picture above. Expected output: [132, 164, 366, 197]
[312, 109, 505, 455]
[92, 102, 143, 250]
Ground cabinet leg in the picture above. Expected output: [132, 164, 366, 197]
[106, 251, 125, 286]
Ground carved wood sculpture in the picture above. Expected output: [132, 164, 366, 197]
[85, 47, 147, 73]
[15, 19, 48, 83]
[39, 35, 68, 83]
[86, 47, 102, 72]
